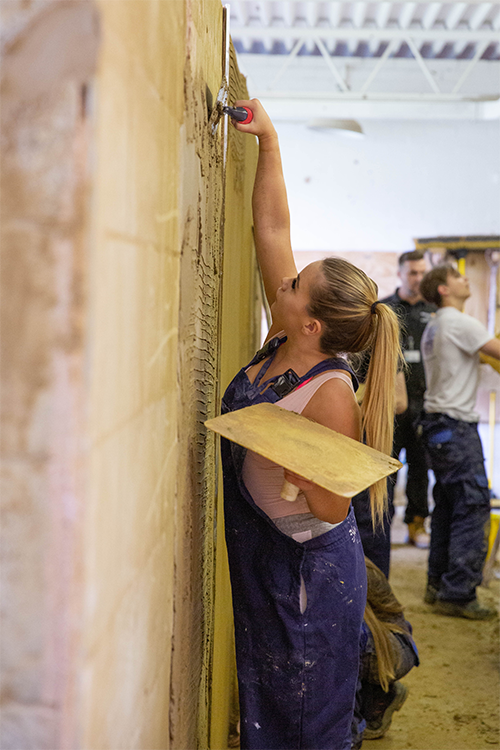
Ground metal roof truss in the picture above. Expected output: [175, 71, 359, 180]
[235, 26, 499, 100]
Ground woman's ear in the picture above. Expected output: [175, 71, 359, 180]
[303, 318, 322, 337]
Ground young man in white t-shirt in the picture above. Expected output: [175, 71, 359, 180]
[419, 264, 500, 620]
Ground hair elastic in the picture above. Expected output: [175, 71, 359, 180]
[371, 301, 380, 314]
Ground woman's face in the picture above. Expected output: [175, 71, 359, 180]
[273, 261, 324, 328]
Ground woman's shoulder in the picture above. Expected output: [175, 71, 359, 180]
[302, 374, 361, 441]
[304, 368, 357, 393]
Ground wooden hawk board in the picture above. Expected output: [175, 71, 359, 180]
[205, 402, 401, 498]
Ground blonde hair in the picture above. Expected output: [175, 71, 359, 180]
[364, 558, 410, 692]
[308, 257, 403, 526]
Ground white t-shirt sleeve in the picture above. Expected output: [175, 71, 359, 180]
[446, 314, 491, 355]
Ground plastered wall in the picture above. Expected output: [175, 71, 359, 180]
[1, 1, 259, 748]
[1, 2, 99, 747]
[82, 1, 188, 747]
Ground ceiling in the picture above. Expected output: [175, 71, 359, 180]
[227, 2, 500, 119]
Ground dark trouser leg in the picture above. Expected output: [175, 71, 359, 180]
[421, 415, 491, 603]
[438, 478, 490, 602]
[393, 407, 429, 525]
[352, 487, 394, 578]
[403, 406, 429, 523]
[427, 481, 452, 587]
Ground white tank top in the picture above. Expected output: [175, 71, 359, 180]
[242, 370, 356, 519]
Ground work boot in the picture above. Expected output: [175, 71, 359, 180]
[363, 681, 409, 740]
[424, 582, 439, 604]
[407, 517, 430, 549]
[433, 598, 497, 620]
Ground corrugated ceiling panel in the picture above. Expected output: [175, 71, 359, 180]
[229, 1, 500, 59]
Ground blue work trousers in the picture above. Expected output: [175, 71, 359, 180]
[419, 413, 490, 602]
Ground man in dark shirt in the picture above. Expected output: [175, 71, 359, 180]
[382, 250, 436, 547]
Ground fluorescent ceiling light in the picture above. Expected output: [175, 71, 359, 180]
[306, 118, 364, 137]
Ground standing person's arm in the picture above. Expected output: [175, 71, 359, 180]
[233, 100, 297, 329]
[480, 337, 500, 360]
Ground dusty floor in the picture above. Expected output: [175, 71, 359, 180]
[367, 509, 500, 750]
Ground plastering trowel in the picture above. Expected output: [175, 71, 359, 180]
[205, 402, 401, 502]
[221, 105, 253, 123]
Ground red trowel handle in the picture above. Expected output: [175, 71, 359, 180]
[222, 106, 253, 124]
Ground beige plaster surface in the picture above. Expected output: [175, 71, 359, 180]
[1, 2, 99, 748]
[82, 1, 195, 748]
[2, 1, 259, 748]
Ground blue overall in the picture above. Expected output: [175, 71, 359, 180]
[419, 413, 490, 602]
[221, 336, 367, 750]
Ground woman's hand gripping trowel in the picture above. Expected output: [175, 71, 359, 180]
[222, 105, 254, 124]
[281, 477, 301, 502]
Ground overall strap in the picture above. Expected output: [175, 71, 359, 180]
[247, 333, 286, 369]
[245, 331, 359, 402]
[260, 356, 359, 403]
[298, 358, 359, 393]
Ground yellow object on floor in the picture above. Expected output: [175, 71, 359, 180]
[488, 509, 500, 559]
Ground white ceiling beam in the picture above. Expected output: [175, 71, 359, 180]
[257, 90, 499, 102]
[493, 6, 500, 31]
[398, 2, 418, 29]
[375, 2, 392, 29]
[468, 3, 493, 29]
[338, 18, 356, 55]
[304, 1, 319, 27]
[363, 19, 380, 54]
[421, 2, 442, 30]
[406, 35, 441, 92]
[257, 95, 500, 120]
[229, 1, 245, 25]
[327, 1, 342, 28]
[232, 25, 500, 40]
[281, 1, 294, 28]
[352, 2, 368, 29]
[267, 37, 305, 89]
[446, 2, 468, 29]
[315, 36, 350, 90]
[451, 39, 491, 91]
[246, 1, 268, 26]
[359, 38, 397, 92]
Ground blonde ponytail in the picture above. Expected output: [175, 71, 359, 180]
[307, 257, 404, 528]
[361, 303, 403, 527]
[363, 603, 397, 692]
[364, 557, 410, 692]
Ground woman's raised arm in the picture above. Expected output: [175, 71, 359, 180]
[233, 99, 297, 311]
